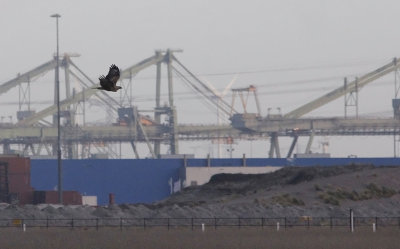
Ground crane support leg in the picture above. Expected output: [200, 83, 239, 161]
[154, 52, 162, 157]
[169, 107, 179, 155]
[286, 135, 299, 158]
[166, 50, 179, 155]
[305, 131, 315, 154]
[268, 133, 281, 158]
[23, 144, 35, 156]
[133, 108, 156, 158]
[3, 143, 10, 154]
[130, 141, 140, 159]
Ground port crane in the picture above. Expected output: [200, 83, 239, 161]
[1, 51, 400, 158]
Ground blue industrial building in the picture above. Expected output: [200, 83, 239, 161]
[30, 157, 400, 205]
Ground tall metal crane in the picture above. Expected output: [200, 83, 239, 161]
[1, 50, 239, 159]
[231, 58, 400, 158]
[3, 52, 400, 159]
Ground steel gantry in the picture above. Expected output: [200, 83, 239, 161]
[232, 58, 400, 157]
[0, 50, 237, 158]
[2, 53, 400, 158]
[284, 58, 400, 119]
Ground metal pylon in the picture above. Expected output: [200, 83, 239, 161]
[344, 77, 359, 119]
[18, 76, 31, 111]
[230, 85, 261, 116]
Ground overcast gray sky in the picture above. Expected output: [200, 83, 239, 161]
[2, 0, 400, 158]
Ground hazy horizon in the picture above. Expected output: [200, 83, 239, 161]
[2, 0, 400, 158]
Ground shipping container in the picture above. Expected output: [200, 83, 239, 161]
[0, 156, 33, 204]
[0, 156, 88, 205]
[33, 190, 82, 205]
[0, 156, 30, 174]
[17, 191, 34, 205]
[8, 175, 32, 193]
[0, 156, 31, 193]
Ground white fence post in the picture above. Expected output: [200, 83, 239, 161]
[350, 209, 354, 233]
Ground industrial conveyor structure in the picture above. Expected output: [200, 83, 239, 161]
[0, 50, 241, 159]
[232, 58, 400, 157]
[1, 51, 400, 158]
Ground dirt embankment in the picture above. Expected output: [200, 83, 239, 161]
[2, 164, 400, 219]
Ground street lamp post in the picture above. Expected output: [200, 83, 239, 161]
[50, 13, 63, 204]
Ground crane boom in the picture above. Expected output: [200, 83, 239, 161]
[17, 88, 96, 126]
[120, 53, 165, 79]
[0, 59, 58, 96]
[284, 58, 400, 118]
[14, 54, 168, 126]
[172, 55, 238, 116]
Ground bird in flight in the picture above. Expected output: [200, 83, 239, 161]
[94, 64, 122, 92]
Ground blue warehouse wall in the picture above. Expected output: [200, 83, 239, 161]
[31, 159, 183, 205]
[31, 157, 400, 205]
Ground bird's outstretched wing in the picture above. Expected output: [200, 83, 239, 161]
[106, 64, 120, 86]
[98, 75, 107, 88]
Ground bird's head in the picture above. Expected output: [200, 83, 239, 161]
[113, 86, 122, 92]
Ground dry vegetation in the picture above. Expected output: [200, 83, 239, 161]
[317, 183, 398, 205]
[1, 227, 400, 249]
[270, 193, 305, 206]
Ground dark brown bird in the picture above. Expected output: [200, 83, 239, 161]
[94, 64, 122, 92]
